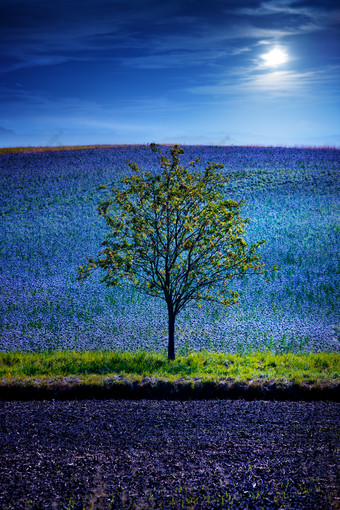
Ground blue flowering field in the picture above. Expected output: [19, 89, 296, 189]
[0, 145, 339, 354]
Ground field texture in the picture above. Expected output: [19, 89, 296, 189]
[0, 145, 339, 354]
[0, 400, 339, 509]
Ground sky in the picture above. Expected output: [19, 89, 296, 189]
[1, 0, 339, 148]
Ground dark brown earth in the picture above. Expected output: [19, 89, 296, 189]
[0, 400, 339, 509]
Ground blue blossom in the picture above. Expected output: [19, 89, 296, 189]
[0, 146, 339, 353]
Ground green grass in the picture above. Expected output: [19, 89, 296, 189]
[0, 350, 339, 384]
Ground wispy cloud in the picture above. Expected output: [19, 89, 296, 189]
[188, 65, 340, 100]
[231, 0, 314, 17]
[1, 0, 339, 146]
[226, 0, 340, 42]
[230, 0, 340, 26]
[0, 0, 175, 72]
[1, 0, 337, 74]
[0, 83, 191, 132]
[1, 0, 339, 75]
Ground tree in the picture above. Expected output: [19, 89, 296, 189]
[77, 144, 276, 360]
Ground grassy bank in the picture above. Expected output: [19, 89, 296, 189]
[1, 350, 339, 401]
[1, 350, 339, 382]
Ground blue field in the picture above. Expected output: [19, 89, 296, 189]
[0, 145, 339, 354]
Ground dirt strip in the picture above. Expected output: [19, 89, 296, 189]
[0, 376, 339, 402]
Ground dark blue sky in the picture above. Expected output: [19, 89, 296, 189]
[1, 0, 339, 147]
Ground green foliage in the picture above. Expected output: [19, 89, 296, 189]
[77, 144, 277, 358]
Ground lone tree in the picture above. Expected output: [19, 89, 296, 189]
[78, 144, 274, 360]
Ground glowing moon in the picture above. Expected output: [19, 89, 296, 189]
[261, 48, 289, 67]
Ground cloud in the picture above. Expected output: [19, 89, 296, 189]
[0, 126, 17, 138]
[0, 83, 188, 138]
[231, 0, 311, 16]
[226, 0, 340, 42]
[230, 0, 338, 23]
[2, 0, 338, 75]
[0, 0, 339, 149]
[0, 0, 176, 72]
[188, 65, 340, 100]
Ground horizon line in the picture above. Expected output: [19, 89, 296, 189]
[1, 143, 340, 154]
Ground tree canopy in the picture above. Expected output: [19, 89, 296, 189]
[78, 144, 276, 359]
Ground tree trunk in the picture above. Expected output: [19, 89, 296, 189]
[167, 306, 175, 360]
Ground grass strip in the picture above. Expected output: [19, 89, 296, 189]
[0, 350, 340, 402]
[0, 351, 339, 401]
[0, 350, 339, 382]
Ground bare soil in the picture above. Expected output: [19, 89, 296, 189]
[0, 400, 339, 509]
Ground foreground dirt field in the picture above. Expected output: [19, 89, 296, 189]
[0, 400, 339, 509]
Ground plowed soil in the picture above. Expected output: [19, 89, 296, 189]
[0, 400, 339, 509]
